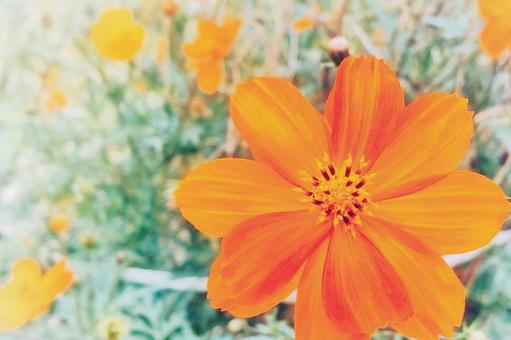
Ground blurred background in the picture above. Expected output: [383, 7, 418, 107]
[0, 0, 510, 339]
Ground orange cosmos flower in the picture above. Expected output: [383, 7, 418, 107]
[477, 0, 511, 58]
[182, 15, 241, 94]
[0, 258, 74, 332]
[90, 8, 145, 62]
[174, 55, 510, 339]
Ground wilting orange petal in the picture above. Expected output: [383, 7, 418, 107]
[322, 227, 412, 333]
[480, 20, 511, 59]
[0, 258, 74, 332]
[174, 158, 308, 237]
[369, 92, 473, 201]
[295, 238, 369, 340]
[196, 60, 224, 94]
[477, 0, 511, 19]
[208, 211, 329, 314]
[362, 218, 465, 339]
[230, 78, 330, 185]
[371, 170, 509, 254]
[325, 56, 404, 166]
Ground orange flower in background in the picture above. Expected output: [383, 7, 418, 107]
[477, 0, 511, 58]
[175, 55, 510, 339]
[182, 15, 241, 94]
[0, 258, 74, 333]
[292, 16, 316, 33]
[49, 213, 71, 233]
[42, 89, 68, 114]
[90, 8, 145, 62]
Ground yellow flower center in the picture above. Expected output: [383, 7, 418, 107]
[301, 155, 372, 228]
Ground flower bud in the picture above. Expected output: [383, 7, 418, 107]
[328, 36, 350, 66]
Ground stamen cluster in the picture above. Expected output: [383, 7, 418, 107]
[301, 155, 372, 228]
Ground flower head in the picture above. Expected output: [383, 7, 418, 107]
[90, 8, 145, 62]
[42, 89, 68, 114]
[97, 316, 129, 340]
[49, 213, 71, 233]
[477, 0, 511, 58]
[292, 16, 316, 33]
[182, 15, 241, 94]
[0, 258, 74, 332]
[174, 55, 510, 339]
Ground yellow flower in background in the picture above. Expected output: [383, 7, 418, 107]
[182, 14, 241, 94]
[0, 258, 74, 333]
[292, 16, 316, 33]
[90, 8, 145, 62]
[49, 213, 71, 233]
[42, 89, 68, 114]
[98, 317, 129, 340]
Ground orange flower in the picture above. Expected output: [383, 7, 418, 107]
[182, 15, 241, 94]
[477, 0, 511, 58]
[174, 55, 510, 339]
[0, 258, 74, 333]
[292, 16, 316, 33]
[49, 213, 71, 233]
[90, 8, 145, 62]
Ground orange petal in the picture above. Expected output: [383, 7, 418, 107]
[230, 78, 330, 185]
[207, 252, 301, 318]
[361, 218, 465, 339]
[208, 211, 330, 315]
[477, 0, 511, 19]
[174, 158, 308, 237]
[295, 238, 370, 340]
[371, 170, 509, 254]
[218, 15, 242, 51]
[196, 60, 224, 94]
[322, 227, 412, 334]
[369, 92, 473, 201]
[0, 258, 73, 333]
[325, 56, 404, 166]
[480, 20, 511, 59]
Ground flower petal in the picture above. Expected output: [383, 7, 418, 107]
[197, 60, 224, 94]
[0, 259, 73, 333]
[295, 238, 370, 340]
[174, 158, 308, 237]
[477, 0, 511, 19]
[362, 218, 465, 339]
[369, 93, 473, 200]
[322, 227, 412, 334]
[230, 78, 330, 185]
[208, 211, 330, 315]
[480, 19, 511, 59]
[371, 170, 509, 254]
[207, 252, 301, 318]
[325, 56, 404, 166]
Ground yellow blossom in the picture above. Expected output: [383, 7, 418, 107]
[0, 258, 74, 333]
[42, 89, 68, 114]
[49, 213, 71, 233]
[90, 8, 145, 62]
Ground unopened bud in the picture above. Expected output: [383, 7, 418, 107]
[328, 36, 350, 66]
